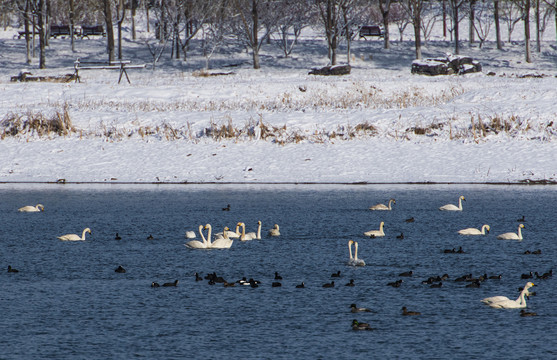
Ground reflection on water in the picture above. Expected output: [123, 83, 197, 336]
[0, 184, 555, 359]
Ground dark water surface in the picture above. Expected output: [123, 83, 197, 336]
[0, 184, 556, 359]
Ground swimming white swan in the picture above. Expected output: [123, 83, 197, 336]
[458, 224, 490, 235]
[481, 282, 535, 309]
[497, 224, 525, 240]
[185, 230, 196, 239]
[439, 196, 465, 211]
[238, 222, 258, 241]
[268, 224, 280, 237]
[57, 228, 91, 241]
[18, 204, 44, 212]
[369, 199, 395, 211]
[364, 222, 385, 237]
[353, 241, 366, 266]
[347, 240, 355, 265]
[215, 224, 241, 239]
[185, 225, 209, 249]
[207, 224, 233, 249]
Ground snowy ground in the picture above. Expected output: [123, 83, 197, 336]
[0, 23, 556, 184]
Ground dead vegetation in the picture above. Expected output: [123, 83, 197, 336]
[1, 107, 73, 139]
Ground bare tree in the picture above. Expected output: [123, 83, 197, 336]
[231, 0, 274, 69]
[390, 3, 411, 42]
[269, 0, 314, 57]
[513, 0, 532, 62]
[420, 1, 440, 45]
[378, 0, 394, 49]
[103, 0, 115, 62]
[447, 0, 466, 54]
[472, 0, 493, 48]
[402, 0, 425, 59]
[501, 0, 522, 42]
[494, 0, 503, 49]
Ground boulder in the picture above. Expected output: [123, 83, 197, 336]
[411, 54, 481, 76]
[309, 64, 351, 76]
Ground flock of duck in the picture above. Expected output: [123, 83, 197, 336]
[15, 194, 548, 330]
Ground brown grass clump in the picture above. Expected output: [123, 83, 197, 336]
[1, 108, 73, 138]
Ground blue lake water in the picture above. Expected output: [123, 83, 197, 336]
[0, 183, 556, 359]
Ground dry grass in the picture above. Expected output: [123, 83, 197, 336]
[1, 108, 73, 139]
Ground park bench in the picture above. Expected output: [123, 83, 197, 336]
[359, 25, 383, 39]
[73, 58, 146, 84]
[50, 25, 71, 38]
[81, 25, 105, 39]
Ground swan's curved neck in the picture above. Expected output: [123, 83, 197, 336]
[388, 200, 394, 210]
[206, 225, 212, 245]
[348, 241, 353, 260]
[517, 226, 523, 240]
[199, 225, 207, 245]
[458, 197, 463, 210]
[81, 229, 88, 240]
[256, 222, 261, 239]
[354, 242, 359, 260]
[517, 290, 528, 306]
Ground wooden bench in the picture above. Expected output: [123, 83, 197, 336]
[81, 25, 105, 39]
[50, 25, 71, 38]
[359, 25, 383, 39]
[74, 58, 146, 84]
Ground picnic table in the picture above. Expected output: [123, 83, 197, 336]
[73, 58, 146, 84]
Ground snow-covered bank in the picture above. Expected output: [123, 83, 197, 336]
[1, 27, 556, 184]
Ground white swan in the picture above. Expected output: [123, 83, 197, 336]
[185, 225, 209, 249]
[238, 222, 258, 241]
[369, 199, 395, 211]
[215, 223, 241, 239]
[57, 228, 91, 241]
[268, 224, 280, 237]
[347, 240, 355, 265]
[353, 241, 366, 266]
[207, 224, 233, 249]
[439, 195, 465, 211]
[364, 221, 385, 237]
[458, 224, 490, 235]
[497, 224, 525, 240]
[18, 204, 44, 212]
[185, 230, 196, 239]
[481, 282, 535, 309]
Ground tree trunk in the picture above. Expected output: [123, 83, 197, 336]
[251, 0, 260, 69]
[104, 0, 115, 62]
[117, 0, 125, 60]
[442, 0, 447, 37]
[413, 18, 422, 59]
[453, 4, 460, 54]
[524, 0, 531, 62]
[535, 0, 540, 52]
[24, 0, 31, 64]
[70, 0, 75, 52]
[469, 0, 476, 44]
[494, 0, 502, 50]
[379, 0, 391, 49]
[38, 0, 46, 69]
[131, 3, 136, 40]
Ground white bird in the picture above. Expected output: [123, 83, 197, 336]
[185, 225, 209, 249]
[353, 241, 366, 266]
[215, 223, 241, 239]
[369, 199, 395, 211]
[268, 224, 280, 237]
[185, 230, 196, 239]
[458, 224, 490, 235]
[481, 282, 535, 309]
[497, 224, 525, 240]
[347, 240, 355, 265]
[207, 224, 233, 249]
[439, 195, 466, 211]
[364, 221, 385, 237]
[238, 222, 259, 241]
[57, 228, 91, 241]
[18, 204, 44, 212]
